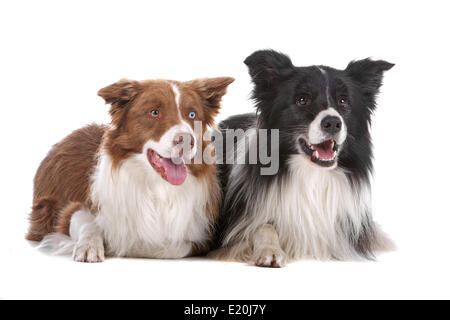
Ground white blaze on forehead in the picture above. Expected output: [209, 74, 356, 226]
[308, 108, 347, 145]
[170, 82, 181, 109]
[317, 67, 332, 106]
[170, 81, 198, 150]
[170, 81, 194, 131]
[170, 82, 184, 125]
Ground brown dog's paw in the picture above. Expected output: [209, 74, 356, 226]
[73, 240, 105, 263]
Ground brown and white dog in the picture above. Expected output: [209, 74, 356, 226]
[26, 77, 234, 262]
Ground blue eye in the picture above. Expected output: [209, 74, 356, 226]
[188, 111, 196, 119]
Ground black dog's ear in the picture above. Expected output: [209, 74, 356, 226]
[346, 58, 394, 94]
[244, 50, 294, 88]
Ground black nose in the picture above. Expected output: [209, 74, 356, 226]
[321, 116, 342, 134]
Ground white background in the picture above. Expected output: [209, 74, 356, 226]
[1, 0, 449, 299]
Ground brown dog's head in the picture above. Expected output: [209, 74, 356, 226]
[98, 77, 234, 185]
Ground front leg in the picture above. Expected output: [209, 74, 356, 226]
[250, 224, 287, 268]
[70, 209, 105, 263]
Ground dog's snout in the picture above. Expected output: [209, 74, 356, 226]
[173, 133, 195, 149]
[321, 116, 342, 135]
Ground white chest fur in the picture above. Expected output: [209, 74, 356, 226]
[272, 155, 371, 260]
[90, 151, 211, 258]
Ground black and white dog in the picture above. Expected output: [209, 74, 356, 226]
[211, 50, 394, 267]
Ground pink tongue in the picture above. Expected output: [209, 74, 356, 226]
[315, 143, 334, 160]
[161, 157, 187, 185]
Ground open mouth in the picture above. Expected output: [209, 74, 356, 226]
[147, 149, 187, 185]
[299, 138, 338, 167]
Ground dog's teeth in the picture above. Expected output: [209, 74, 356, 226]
[331, 141, 335, 148]
[313, 151, 319, 158]
[333, 151, 336, 158]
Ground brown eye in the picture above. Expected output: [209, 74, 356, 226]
[338, 96, 349, 108]
[296, 96, 310, 106]
[150, 109, 159, 117]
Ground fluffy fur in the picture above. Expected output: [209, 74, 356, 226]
[28, 76, 234, 262]
[211, 50, 394, 267]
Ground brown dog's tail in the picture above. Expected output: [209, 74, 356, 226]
[26, 197, 60, 242]
[27, 198, 84, 255]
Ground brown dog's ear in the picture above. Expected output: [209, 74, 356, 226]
[191, 77, 234, 125]
[98, 79, 142, 116]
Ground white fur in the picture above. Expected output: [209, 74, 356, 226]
[38, 233, 75, 255]
[70, 210, 105, 262]
[89, 149, 212, 258]
[308, 108, 347, 145]
[144, 123, 197, 161]
[318, 67, 332, 107]
[69, 209, 95, 242]
[170, 82, 181, 109]
[251, 224, 287, 267]
[223, 154, 371, 261]
[39, 210, 106, 262]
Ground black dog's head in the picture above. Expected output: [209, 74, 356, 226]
[244, 49, 393, 177]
